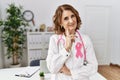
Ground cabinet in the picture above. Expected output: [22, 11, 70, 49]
[27, 32, 54, 66]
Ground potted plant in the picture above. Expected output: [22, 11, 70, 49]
[0, 3, 28, 67]
[39, 72, 44, 80]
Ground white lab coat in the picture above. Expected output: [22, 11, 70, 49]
[46, 31, 98, 80]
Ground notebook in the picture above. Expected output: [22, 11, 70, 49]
[15, 66, 40, 78]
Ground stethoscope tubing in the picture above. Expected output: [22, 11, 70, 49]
[57, 30, 87, 61]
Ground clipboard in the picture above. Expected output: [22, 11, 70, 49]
[15, 66, 40, 78]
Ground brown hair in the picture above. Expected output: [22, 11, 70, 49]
[53, 4, 82, 34]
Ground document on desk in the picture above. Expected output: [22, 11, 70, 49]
[15, 66, 40, 78]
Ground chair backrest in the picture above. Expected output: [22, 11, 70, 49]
[30, 59, 40, 66]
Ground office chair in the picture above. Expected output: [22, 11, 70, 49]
[30, 59, 40, 66]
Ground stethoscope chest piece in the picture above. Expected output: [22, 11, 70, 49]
[83, 60, 88, 66]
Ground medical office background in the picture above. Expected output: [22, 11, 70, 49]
[0, 0, 120, 68]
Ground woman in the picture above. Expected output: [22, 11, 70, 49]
[46, 4, 98, 80]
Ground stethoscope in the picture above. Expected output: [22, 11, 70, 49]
[57, 30, 88, 66]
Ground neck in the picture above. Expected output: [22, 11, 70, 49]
[64, 30, 76, 36]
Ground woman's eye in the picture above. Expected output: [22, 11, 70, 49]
[64, 17, 68, 20]
[71, 14, 75, 18]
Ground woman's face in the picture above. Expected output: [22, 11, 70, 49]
[61, 10, 77, 34]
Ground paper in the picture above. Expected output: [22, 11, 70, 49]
[15, 66, 40, 78]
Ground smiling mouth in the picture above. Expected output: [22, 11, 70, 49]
[68, 24, 74, 26]
[68, 23, 75, 26]
[68, 25, 74, 27]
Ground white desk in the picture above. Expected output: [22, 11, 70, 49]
[0, 66, 107, 80]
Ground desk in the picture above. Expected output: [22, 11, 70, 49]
[0, 66, 107, 80]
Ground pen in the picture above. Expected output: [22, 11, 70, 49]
[15, 74, 26, 77]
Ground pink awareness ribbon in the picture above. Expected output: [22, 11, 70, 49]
[57, 35, 65, 45]
[75, 42, 83, 58]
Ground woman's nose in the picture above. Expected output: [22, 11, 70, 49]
[69, 18, 74, 23]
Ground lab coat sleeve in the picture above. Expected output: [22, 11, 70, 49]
[71, 35, 98, 79]
[46, 35, 71, 73]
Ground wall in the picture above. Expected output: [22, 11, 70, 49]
[0, 0, 120, 67]
[109, 0, 120, 65]
[0, 0, 83, 29]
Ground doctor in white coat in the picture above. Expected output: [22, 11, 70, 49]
[46, 4, 98, 80]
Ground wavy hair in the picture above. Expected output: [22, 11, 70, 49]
[53, 4, 82, 34]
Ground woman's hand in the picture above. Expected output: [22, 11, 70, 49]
[59, 64, 71, 76]
[65, 29, 76, 52]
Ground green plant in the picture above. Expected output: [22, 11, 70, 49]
[0, 3, 28, 65]
[39, 72, 44, 77]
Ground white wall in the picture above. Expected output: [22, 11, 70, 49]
[0, 0, 84, 29]
[109, 0, 120, 65]
[0, 0, 120, 67]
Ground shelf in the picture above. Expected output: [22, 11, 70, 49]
[27, 32, 54, 66]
